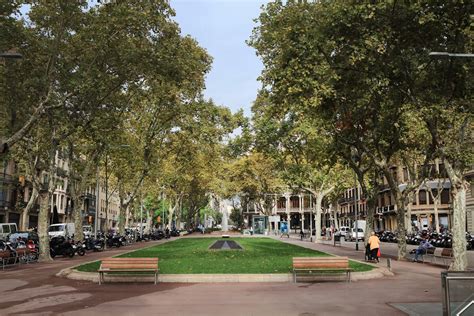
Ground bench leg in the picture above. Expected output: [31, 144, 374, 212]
[293, 271, 296, 283]
[99, 272, 102, 285]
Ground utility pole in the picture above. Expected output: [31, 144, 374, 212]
[140, 198, 143, 239]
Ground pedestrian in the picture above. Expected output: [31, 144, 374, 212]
[368, 231, 380, 263]
[300, 229, 304, 241]
[165, 225, 170, 239]
[413, 238, 434, 262]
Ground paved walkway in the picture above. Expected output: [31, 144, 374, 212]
[0, 235, 449, 316]
[288, 232, 474, 269]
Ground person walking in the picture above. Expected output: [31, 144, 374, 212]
[368, 231, 380, 263]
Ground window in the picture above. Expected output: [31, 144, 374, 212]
[438, 163, 447, 178]
[418, 190, 427, 205]
[391, 167, 397, 182]
[441, 190, 450, 204]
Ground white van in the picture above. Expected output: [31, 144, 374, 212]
[349, 220, 366, 241]
[48, 223, 75, 238]
[0, 223, 18, 241]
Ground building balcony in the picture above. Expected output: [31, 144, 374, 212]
[0, 174, 18, 185]
[377, 205, 396, 214]
[0, 199, 14, 209]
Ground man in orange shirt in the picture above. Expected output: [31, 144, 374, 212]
[368, 231, 380, 263]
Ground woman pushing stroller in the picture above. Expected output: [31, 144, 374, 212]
[367, 231, 380, 263]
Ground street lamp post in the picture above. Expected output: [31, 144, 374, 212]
[354, 174, 359, 251]
[94, 164, 99, 239]
[140, 199, 143, 239]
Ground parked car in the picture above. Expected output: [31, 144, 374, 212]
[335, 226, 350, 237]
[345, 227, 364, 241]
[8, 231, 39, 244]
[0, 223, 18, 241]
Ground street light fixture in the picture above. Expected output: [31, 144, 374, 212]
[0, 52, 23, 59]
[429, 52, 474, 58]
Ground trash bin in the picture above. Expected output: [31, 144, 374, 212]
[334, 235, 341, 246]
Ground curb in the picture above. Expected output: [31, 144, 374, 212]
[58, 266, 393, 284]
[56, 237, 394, 283]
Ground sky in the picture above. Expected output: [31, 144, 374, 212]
[171, 0, 269, 116]
[19, 0, 268, 116]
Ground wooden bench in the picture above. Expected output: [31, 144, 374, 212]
[434, 248, 453, 267]
[98, 257, 159, 285]
[292, 257, 352, 283]
[407, 247, 436, 263]
[0, 247, 18, 270]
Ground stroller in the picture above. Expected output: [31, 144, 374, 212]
[365, 244, 379, 262]
[365, 244, 372, 261]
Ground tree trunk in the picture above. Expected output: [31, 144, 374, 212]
[21, 187, 38, 230]
[433, 198, 440, 233]
[441, 157, 468, 271]
[168, 203, 175, 228]
[72, 195, 84, 241]
[146, 210, 152, 233]
[449, 184, 468, 271]
[365, 196, 375, 242]
[395, 196, 408, 260]
[119, 201, 127, 235]
[406, 191, 416, 235]
[314, 195, 323, 243]
[37, 190, 52, 262]
[332, 203, 339, 230]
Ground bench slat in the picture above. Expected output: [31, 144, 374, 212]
[102, 258, 158, 262]
[101, 264, 158, 269]
[293, 263, 349, 269]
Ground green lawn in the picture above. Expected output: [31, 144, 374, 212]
[75, 237, 372, 274]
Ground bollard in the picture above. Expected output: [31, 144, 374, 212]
[386, 258, 392, 271]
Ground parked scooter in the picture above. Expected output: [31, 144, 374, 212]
[106, 233, 122, 248]
[170, 228, 180, 237]
[84, 235, 105, 252]
[68, 235, 85, 256]
[50, 236, 75, 258]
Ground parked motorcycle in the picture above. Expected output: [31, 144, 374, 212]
[170, 228, 180, 237]
[50, 236, 75, 258]
[106, 233, 122, 248]
[151, 230, 165, 240]
[84, 235, 105, 252]
[73, 240, 86, 256]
